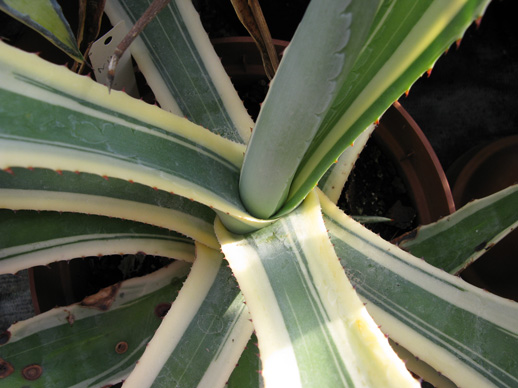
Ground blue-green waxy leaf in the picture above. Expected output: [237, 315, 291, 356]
[239, 0, 380, 219]
[279, 0, 492, 217]
[0, 0, 83, 62]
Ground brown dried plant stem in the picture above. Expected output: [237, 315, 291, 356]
[107, 0, 171, 90]
[73, 0, 107, 74]
[230, 0, 279, 79]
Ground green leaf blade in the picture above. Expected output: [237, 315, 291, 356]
[0, 0, 83, 62]
[0, 80, 240, 207]
[281, 0, 491, 216]
[105, 0, 254, 143]
[0, 41, 270, 232]
[217, 190, 419, 388]
[320, 190, 518, 387]
[227, 333, 263, 388]
[239, 0, 380, 219]
[397, 185, 518, 274]
[0, 261, 191, 388]
[0, 167, 219, 249]
[0, 210, 195, 274]
[122, 244, 253, 388]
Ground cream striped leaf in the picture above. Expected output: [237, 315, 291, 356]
[279, 0, 492, 216]
[0, 216, 254, 388]
[0, 260, 191, 388]
[104, 0, 254, 143]
[318, 124, 374, 204]
[0, 210, 195, 274]
[396, 185, 518, 274]
[320, 190, 518, 388]
[0, 40, 271, 232]
[239, 0, 380, 219]
[0, 167, 219, 249]
[216, 190, 419, 388]
[122, 243, 254, 388]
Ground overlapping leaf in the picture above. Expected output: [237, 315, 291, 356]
[320, 189, 518, 387]
[0, 209, 194, 274]
[396, 185, 518, 274]
[0, 1, 512, 387]
[105, 0, 254, 143]
[0, 260, 191, 387]
[241, 0, 491, 218]
[216, 190, 419, 388]
[122, 243, 253, 388]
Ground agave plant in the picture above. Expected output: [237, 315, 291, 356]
[1, 0, 517, 387]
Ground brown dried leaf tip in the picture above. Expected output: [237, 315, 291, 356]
[22, 364, 43, 380]
[0, 358, 14, 379]
[81, 283, 121, 311]
[115, 341, 129, 354]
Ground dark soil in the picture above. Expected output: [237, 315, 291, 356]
[337, 140, 417, 241]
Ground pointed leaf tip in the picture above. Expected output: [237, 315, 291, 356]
[0, 1, 84, 62]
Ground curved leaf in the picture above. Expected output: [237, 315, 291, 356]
[396, 185, 518, 274]
[281, 0, 491, 217]
[216, 190, 419, 388]
[239, 0, 380, 219]
[0, 41, 271, 232]
[320, 189, 518, 387]
[318, 124, 374, 204]
[0, 209, 195, 274]
[0, 261, 191, 388]
[0, 0, 83, 62]
[122, 243, 253, 388]
[0, 167, 219, 249]
[105, 0, 254, 143]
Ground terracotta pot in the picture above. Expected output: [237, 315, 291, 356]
[374, 102, 456, 226]
[447, 135, 518, 300]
